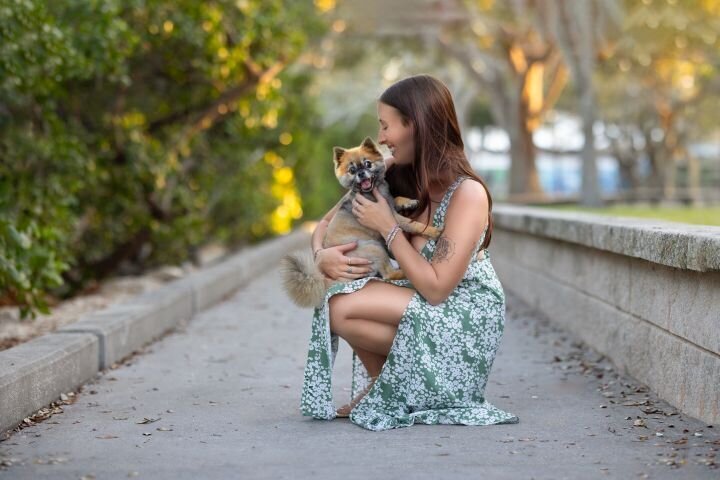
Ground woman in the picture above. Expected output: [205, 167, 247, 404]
[300, 74, 519, 431]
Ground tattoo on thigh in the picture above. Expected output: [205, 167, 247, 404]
[431, 235, 455, 263]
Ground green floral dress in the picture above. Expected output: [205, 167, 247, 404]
[300, 175, 520, 431]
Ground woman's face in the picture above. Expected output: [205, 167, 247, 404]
[377, 101, 414, 166]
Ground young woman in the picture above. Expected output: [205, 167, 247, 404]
[301, 74, 519, 431]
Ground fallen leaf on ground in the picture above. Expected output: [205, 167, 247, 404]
[136, 417, 160, 424]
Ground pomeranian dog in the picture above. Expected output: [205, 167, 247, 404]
[280, 136, 443, 308]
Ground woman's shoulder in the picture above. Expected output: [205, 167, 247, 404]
[451, 176, 489, 207]
[442, 177, 490, 231]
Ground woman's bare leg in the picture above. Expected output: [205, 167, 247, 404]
[338, 318, 397, 356]
[330, 281, 416, 328]
[351, 345, 386, 378]
[329, 280, 415, 363]
[330, 281, 414, 416]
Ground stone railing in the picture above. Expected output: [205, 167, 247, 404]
[489, 204, 719, 426]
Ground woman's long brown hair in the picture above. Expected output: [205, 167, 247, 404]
[380, 74, 495, 249]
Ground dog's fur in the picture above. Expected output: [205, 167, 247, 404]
[280, 137, 443, 308]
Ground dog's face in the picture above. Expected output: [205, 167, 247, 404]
[332, 137, 386, 193]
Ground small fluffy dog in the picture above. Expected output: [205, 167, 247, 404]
[281, 137, 443, 308]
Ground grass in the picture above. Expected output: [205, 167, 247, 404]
[536, 204, 720, 227]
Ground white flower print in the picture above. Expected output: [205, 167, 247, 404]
[300, 175, 519, 431]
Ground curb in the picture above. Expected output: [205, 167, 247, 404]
[0, 333, 99, 435]
[1, 228, 311, 435]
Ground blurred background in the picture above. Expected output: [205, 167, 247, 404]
[1, 0, 718, 319]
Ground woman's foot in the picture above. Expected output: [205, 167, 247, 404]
[335, 376, 378, 418]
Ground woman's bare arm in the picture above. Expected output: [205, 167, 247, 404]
[384, 180, 489, 306]
[311, 196, 374, 280]
[311, 197, 343, 254]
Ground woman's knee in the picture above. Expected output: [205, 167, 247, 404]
[328, 282, 413, 330]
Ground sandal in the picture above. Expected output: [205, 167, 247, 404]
[335, 376, 378, 418]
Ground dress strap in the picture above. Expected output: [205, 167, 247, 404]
[434, 175, 469, 228]
[437, 175, 491, 262]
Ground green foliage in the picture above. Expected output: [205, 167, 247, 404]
[0, 0, 330, 318]
[467, 98, 495, 128]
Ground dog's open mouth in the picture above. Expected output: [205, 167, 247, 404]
[359, 178, 374, 192]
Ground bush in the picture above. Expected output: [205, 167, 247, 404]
[0, 0, 344, 319]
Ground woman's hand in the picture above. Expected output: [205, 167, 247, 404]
[351, 187, 396, 236]
[315, 242, 374, 281]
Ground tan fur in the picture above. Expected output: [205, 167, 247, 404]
[281, 137, 443, 309]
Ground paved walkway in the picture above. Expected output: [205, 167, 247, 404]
[1, 263, 718, 479]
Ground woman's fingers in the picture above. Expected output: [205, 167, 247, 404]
[336, 241, 358, 253]
[347, 257, 373, 266]
[342, 261, 374, 275]
[337, 264, 375, 278]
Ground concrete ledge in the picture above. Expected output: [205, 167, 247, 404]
[57, 280, 196, 369]
[187, 229, 310, 310]
[56, 229, 310, 367]
[493, 204, 720, 272]
[0, 333, 99, 433]
[490, 206, 719, 425]
[1, 228, 311, 435]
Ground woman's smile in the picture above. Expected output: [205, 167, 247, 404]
[377, 101, 414, 165]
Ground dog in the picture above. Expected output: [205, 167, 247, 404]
[280, 136, 443, 309]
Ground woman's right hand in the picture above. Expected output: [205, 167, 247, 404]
[315, 242, 374, 281]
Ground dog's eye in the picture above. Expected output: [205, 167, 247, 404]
[349, 165, 356, 174]
[364, 160, 372, 169]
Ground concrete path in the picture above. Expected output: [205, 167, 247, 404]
[1, 262, 718, 479]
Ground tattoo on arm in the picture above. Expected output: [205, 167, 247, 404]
[431, 235, 455, 263]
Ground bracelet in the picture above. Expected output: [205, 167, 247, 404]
[386, 228, 400, 248]
[385, 224, 401, 248]
[313, 248, 323, 261]
[385, 223, 400, 244]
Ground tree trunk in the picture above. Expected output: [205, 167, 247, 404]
[686, 152, 702, 205]
[508, 108, 542, 197]
[579, 88, 602, 206]
[552, 0, 603, 206]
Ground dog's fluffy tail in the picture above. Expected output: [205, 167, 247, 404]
[280, 251, 328, 308]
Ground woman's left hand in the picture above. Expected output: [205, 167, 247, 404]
[352, 187, 396, 235]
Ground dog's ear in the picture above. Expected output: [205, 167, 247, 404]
[332, 146, 346, 168]
[361, 136, 381, 156]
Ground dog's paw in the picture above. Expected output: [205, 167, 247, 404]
[394, 197, 419, 211]
[422, 226, 443, 239]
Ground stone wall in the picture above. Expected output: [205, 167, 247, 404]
[490, 205, 720, 426]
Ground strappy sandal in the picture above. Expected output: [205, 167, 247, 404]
[335, 376, 378, 418]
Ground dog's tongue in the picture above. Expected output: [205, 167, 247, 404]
[361, 179, 372, 190]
